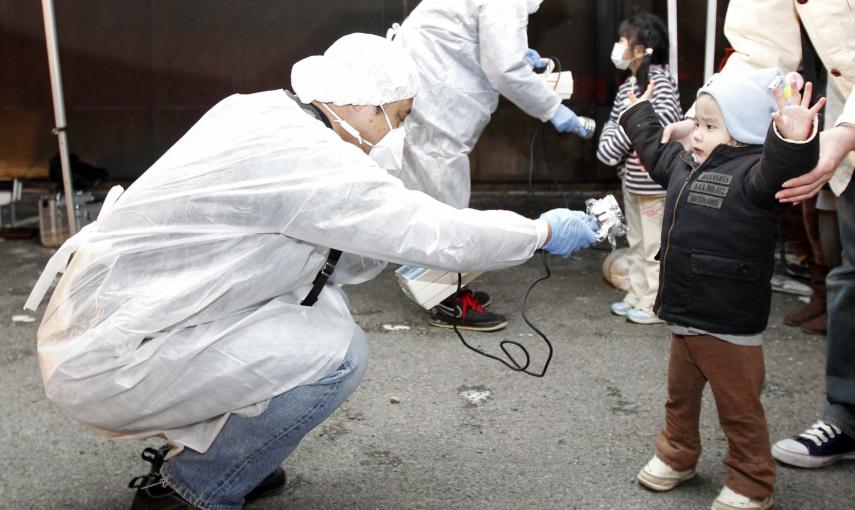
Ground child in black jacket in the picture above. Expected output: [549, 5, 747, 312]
[620, 68, 825, 510]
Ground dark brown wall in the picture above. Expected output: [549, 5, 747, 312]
[472, 0, 730, 190]
[0, 0, 400, 179]
[0, 0, 728, 186]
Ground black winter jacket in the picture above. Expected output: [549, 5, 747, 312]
[619, 101, 819, 335]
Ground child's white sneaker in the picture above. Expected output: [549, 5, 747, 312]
[627, 308, 665, 324]
[610, 301, 633, 316]
[637, 455, 696, 491]
[711, 486, 773, 510]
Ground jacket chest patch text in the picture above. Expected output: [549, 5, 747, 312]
[686, 172, 732, 209]
[687, 192, 724, 209]
[696, 172, 733, 185]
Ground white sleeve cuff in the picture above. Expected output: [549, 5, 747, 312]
[534, 219, 550, 248]
[772, 116, 820, 144]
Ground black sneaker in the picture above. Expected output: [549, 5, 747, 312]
[129, 446, 286, 509]
[772, 421, 855, 468]
[247, 466, 286, 500]
[471, 290, 492, 308]
[429, 290, 507, 332]
[423, 289, 491, 314]
[130, 478, 196, 510]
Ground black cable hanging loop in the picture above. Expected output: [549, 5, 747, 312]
[451, 251, 554, 377]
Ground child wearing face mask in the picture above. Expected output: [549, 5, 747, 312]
[597, 13, 682, 325]
[619, 68, 825, 510]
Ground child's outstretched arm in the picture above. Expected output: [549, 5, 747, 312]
[618, 80, 686, 187]
[747, 82, 825, 207]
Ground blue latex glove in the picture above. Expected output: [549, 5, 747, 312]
[524, 48, 549, 70]
[539, 209, 599, 257]
[550, 104, 591, 137]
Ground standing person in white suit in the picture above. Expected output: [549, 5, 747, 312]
[391, 0, 594, 331]
[24, 34, 598, 510]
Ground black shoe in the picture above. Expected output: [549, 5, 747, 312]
[438, 289, 492, 308]
[130, 479, 197, 510]
[772, 421, 855, 468]
[471, 290, 491, 308]
[246, 466, 286, 500]
[424, 289, 492, 314]
[429, 290, 507, 332]
[785, 262, 811, 281]
[129, 447, 286, 509]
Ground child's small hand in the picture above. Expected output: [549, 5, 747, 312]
[627, 79, 654, 106]
[772, 81, 826, 141]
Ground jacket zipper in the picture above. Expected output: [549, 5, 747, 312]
[656, 158, 704, 309]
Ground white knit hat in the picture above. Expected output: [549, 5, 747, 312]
[292, 33, 419, 106]
[697, 67, 781, 145]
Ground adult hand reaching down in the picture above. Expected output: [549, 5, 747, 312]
[775, 124, 855, 203]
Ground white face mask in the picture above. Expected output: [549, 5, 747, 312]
[322, 104, 406, 172]
[367, 106, 406, 172]
[610, 42, 631, 70]
[611, 42, 653, 71]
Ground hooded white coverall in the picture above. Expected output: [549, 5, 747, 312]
[26, 89, 547, 453]
[394, 0, 562, 209]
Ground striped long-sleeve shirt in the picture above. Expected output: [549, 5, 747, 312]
[597, 65, 683, 195]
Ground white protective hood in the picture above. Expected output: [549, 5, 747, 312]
[27, 90, 545, 452]
[291, 32, 419, 106]
[393, 0, 561, 208]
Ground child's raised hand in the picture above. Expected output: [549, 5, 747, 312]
[627, 79, 655, 106]
[771, 81, 826, 141]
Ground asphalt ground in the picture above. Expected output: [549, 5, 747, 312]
[2, 236, 853, 509]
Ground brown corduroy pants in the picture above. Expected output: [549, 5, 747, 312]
[655, 333, 776, 500]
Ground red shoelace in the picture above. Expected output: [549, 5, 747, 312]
[457, 290, 484, 320]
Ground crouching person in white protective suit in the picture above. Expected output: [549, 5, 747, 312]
[24, 34, 598, 510]
[389, 0, 595, 331]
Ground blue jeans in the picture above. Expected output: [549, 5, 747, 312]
[161, 325, 368, 510]
[823, 182, 855, 437]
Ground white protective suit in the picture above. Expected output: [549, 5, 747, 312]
[26, 90, 547, 453]
[394, 0, 562, 209]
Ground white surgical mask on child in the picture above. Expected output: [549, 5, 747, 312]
[322, 103, 406, 172]
[610, 42, 652, 71]
[610, 42, 632, 70]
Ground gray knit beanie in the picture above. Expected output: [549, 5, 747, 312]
[697, 67, 781, 145]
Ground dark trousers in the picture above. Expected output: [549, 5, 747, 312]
[824, 183, 855, 437]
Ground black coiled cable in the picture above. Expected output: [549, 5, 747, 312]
[451, 250, 554, 377]
[450, 56, 568, 377]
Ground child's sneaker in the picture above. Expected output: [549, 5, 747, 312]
[610, 301, 633, 316]
[772, 420, 855, 468]
[637, 455, 696, 491]
[627, 308, 664, 324]
[711, 486, 773, 510]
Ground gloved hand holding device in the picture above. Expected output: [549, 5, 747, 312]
[524, 48, 550, 70]
[539, 209, 599, 257]
[549, 105, 596, 139]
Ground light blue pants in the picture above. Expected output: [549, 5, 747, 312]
[161, 325, 368, 510]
